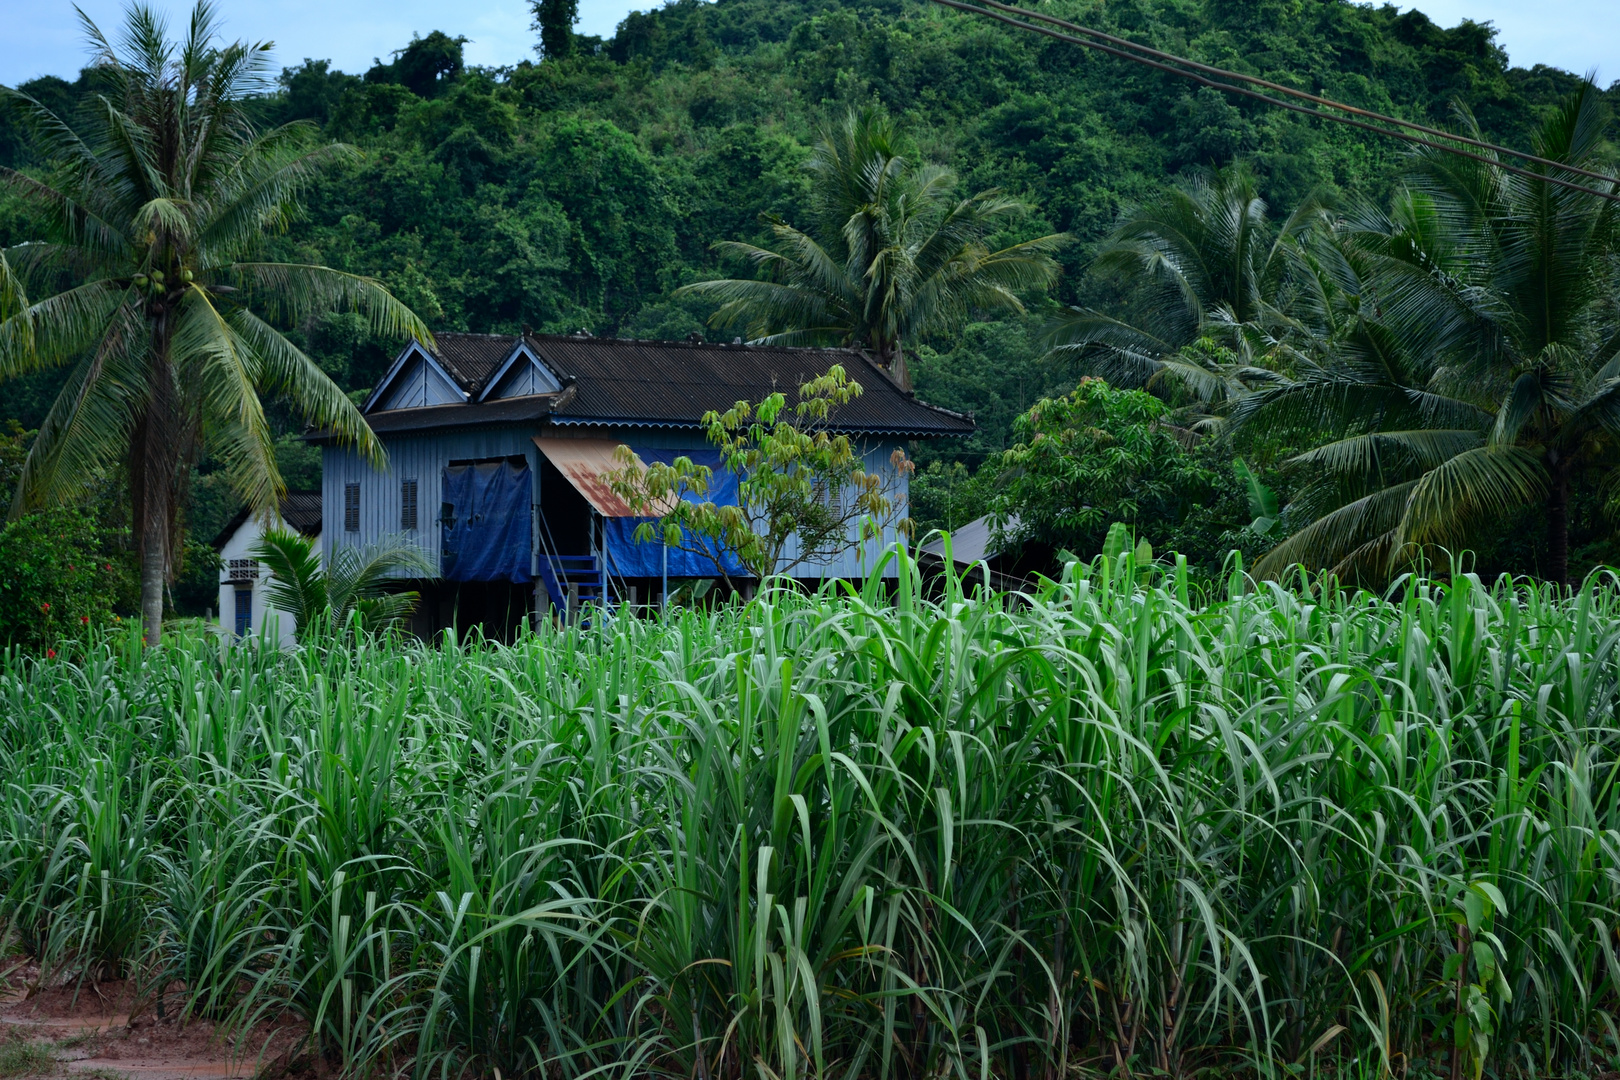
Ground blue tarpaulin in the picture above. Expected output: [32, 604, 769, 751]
[441, 460, 533, 583]
[603, 448, 751, 578]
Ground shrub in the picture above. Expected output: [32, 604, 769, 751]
[0, 507, 132, 651]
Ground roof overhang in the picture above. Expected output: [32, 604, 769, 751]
[544, 415, 969, 437]
[533, 436, 675, 518]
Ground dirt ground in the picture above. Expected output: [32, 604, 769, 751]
[0, 964, 304, 1080]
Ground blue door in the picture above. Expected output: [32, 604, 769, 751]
[234, 588, 252, 637]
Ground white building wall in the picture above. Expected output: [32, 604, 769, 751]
[217, 516, 318, 647]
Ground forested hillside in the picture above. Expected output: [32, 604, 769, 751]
[0, 0, 1612, 576]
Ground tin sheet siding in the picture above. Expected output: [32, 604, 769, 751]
[775, 440, 908, 579]
[323, 427, 544, 575]
[324, 426, 909, 581]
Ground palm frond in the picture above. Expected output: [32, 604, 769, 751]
[224, 263, 433, 347]
[9, 308, 146, 516]
[1398, 445, 1546, 549]
[230, 308, 383, 465]
[252, 526, 327, 631]
[1254, 481, 1417, 579]
[173, 286, 280, 515]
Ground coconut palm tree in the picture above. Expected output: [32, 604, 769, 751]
[0, 1, 430, 644]
[1045, 162, 1331, 406]
[675, 106, 1068, 388]
[1241, 84, 1620, 585]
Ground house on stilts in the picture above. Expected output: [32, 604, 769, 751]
[311, 331, 974, 638]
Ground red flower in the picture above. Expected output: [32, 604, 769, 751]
[39, 602, 49, 612]
[45, 649, 56, 659]
[81, 616, 89, 624]
[68, 564, 75, 571]
[105, 564, 113, 572]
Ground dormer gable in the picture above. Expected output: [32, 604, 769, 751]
[364, 342, 468, 413]
[478, 342, 563, 401]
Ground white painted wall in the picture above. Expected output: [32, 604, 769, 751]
[217, 516, 319, 647]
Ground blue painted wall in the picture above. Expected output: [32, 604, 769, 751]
[323, 424, 912, 580]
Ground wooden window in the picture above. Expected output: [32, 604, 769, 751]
[344, 482, 360, 532]
[401, 478, 418, 531]
[813, 477, 842, 518]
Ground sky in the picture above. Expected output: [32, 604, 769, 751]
[0, 0, 1614, 88]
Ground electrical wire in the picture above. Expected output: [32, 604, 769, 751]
[929, 0, 1620, 205]
[969, 0, 1620, 188]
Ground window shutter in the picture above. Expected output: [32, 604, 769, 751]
[344, 482, 360, 531]
[401, 478, 418, 531]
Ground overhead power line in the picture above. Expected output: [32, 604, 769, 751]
[929, 0, 1620, 206]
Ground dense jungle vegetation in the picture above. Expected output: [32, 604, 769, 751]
[0, 0, 1617, 618]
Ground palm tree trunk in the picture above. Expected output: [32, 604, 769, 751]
[1546, 460, 1570, 589]
[139, 516, 166, 645]
[135, 308, 177, 646]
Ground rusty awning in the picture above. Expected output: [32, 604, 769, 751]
[533, 436, 673, 517]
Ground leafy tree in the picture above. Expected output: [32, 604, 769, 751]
[609, 365, 912, 583]
[1242, 84, 1620, 585]
[252, 527, 430, 638]
[987, 378, 1215, 558]
[0, 504, 133, 651]
[0, 1, 429, 644]
[677, 107, 1069, 388]
[365, 32, 468, 99]
[909, 459, 992, 534]
[532, 0, 581, 60]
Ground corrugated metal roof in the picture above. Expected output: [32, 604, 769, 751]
[531, 335, 973, 435]
[429, 333, 518, 391]
[919, 514, 1017, 565]
[534, 436, 675, 518]
[373, 333, 974, 438]
[212, 490, 323, 548]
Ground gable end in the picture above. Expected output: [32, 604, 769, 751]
[365, 342, 469, 413]
[478, 342, 563, 401]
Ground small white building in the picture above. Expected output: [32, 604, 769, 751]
[213, 491, 322, 646]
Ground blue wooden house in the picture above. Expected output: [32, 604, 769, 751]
[314, 331, 973, 635]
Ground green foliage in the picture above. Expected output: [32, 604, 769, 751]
[908, 316, 1072, 467]
[532, 0, 581, 60]
[2, 561, 1619, 1077]
[0, 1038, 56, 1078]
[2, 0, 1585, 388]
[676, 106, 1068, 385]
[908, 459, 991, 533]
[989, 378, 1215, 557]
[2, 0, 1611, 589]
[252, 527, 431, 638]
[364, 32, 468, 99]
[1237, 84, 1620, 585]
[0, 422, 136, 646]
[610, 365, 911, 580]
[0, 1, 431, 644]
[1046, 160, 1330, 402]
[0, 506, 129, 651]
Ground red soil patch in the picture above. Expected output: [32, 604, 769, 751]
[0, 964, 305, 1080]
